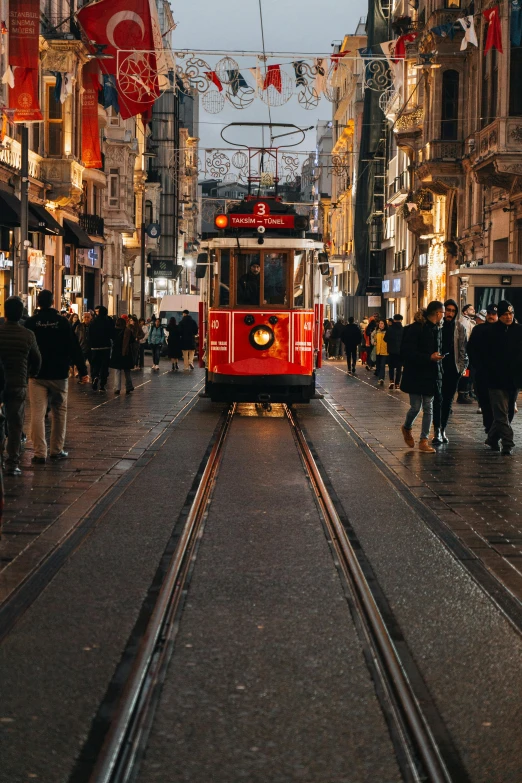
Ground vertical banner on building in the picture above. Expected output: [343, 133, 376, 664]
[81, 61, 102, 169]
[8, 0, 43, 122]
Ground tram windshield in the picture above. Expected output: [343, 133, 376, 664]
[236, 253, 261, 305]
[264, 253, 288, 305]
[216, 249, 306, 307]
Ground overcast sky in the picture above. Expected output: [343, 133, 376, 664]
[171, 0, 368, 158]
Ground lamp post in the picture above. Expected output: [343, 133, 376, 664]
[19, 124, 29, 299]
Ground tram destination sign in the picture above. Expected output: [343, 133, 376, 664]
[229, 214, 295, 228]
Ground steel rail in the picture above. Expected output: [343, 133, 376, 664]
[285, 404, 453, 783]
[90, 403, 236, 783]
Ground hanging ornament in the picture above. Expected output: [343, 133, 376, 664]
[202, 90, 225, 113]
[249, 66, 264, 92]
[259, 68, 292, 106]
[314, 58, 327, 95]
[204, 71, 223, 91]
[215, 56, 240, 84]
[262, 64, 282, 92]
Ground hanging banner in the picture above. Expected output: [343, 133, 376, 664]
[8, 0, 43, 122]
[81, 60, 102, 169]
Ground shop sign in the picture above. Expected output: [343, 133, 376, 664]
[368, 295, 381, 307]
[382, 280, 390, 293]
[151, 258, 181, 279]
[64, 275, 82, 293]
[28, 250, 45, 283]
[393, 278, 401, 292]
[0, 252, 13, 269]
[77, 247, 101, 268]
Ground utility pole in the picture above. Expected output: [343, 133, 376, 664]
[140, 189, 146, 319]
[19, 124, 29, 299]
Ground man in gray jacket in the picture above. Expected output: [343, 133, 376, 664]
[432, 298, 468, 445]
[0, 297, 41, 475]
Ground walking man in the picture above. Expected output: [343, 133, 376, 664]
[178, 309, 198, 371]
[467, 303, 498, 435]
[482, 300, 522, 455]
[0, 297, 41, 475]
[89, 305, 115, 392]
[340, 317, 362, 374]
[432, 299, 468, 445]
[25, 290, 88, 463]
[384, 313, 404, 390]
[400, 302, 444, 453]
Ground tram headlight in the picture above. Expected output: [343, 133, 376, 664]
[249, 325, 275, 350]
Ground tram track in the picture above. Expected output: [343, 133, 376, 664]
[80, 402, 467, 783]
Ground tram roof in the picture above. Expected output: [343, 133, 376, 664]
[201, 237, 324, 251]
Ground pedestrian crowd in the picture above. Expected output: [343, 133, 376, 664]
[324, 298, 521, 455]
[0, 291, 199, 475]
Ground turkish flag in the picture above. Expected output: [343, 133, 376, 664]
[77, 0, 161, 119]
[7, 0, 43, 121]
[483, 6, 503, 55]
[82, 61, 102, 169]
[392, 32, 419, 62]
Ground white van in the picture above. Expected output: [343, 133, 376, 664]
[158, 294, 200, 326]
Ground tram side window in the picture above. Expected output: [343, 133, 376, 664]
[293, 252, 304, 307]
[219, 250, 230, 306]
[236, 253, 261, 306]
[264, 253, 288, 306]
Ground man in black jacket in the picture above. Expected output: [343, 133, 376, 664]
[25, 290, 88, 463]
[89, 305, 115, 391]
[467, 303, 498, 435]
[482, 300, 522, 455]
[0, 297, 41, 475]
[384, 313, 403, 390]
[400, 302, 444, 453]
[340, 317, 362, 374]
[178, 310, 198, 370]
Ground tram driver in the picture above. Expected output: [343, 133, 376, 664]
[237, 260, 261, 305]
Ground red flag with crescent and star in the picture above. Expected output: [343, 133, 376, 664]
[7, 0, 43, 122]
[483, 5, 503, 55]
[77, 0, 162, 119]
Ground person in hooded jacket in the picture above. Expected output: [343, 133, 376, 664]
[431, 299, 468, 445]
[89, 305, 115, 391]
[178, 310, 198, 370]
[481, 300, 522, 454]
[400, 302, 444, 453]
[384, 313, 404, 390]
[109, 318, 135, 394]
[340, 317, 362, 374]
[467, 303, 498, 434]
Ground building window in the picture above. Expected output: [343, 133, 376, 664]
[510, 38, 522, 115]
[107, 107, 120, 127]
[482, 49, 498, 128]
[46, 84, 63, 156]
[441, 70, 459, 140]
[445, 0, 461, 7]
[108, 169, 120, 208]
[145, 200, 153, 224]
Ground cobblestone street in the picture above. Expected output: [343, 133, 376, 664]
[318, 360, 522, 605]
[0, 360, 204, 604]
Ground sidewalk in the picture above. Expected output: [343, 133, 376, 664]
[0, 361, 205, 602]
[317, 360, 522, 603]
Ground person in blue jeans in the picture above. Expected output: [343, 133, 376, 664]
[399, 301, 445, 453]
[148, 318, 165, 370]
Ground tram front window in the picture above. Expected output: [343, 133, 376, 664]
[237, 253, 261, 305]
[264, 253, 288, 305]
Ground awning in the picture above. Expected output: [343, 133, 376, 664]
[28, 203, 64, 236]
[0, 188, 39, 230]
[63, 218, 95, 249]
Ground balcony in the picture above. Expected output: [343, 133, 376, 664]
[40, 158, 84, 206]
[473, 119, 522, 189]
[416, 140, 463, 193]
[79, 214, 105, 238]
[394, 107, 424, 152]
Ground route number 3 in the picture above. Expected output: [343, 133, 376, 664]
[254, 202, 270, 216]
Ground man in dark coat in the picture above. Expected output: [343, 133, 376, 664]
[432, 299, 469, 445]
[178, 310, 198, 371]
[89, 305, 115, 391]
[384, 313, 403, 390]
[25, 290, 88, 463]
[481, 300, 522, 454]
[400, 301, 444, 453]
[467, 303, 498, 436]
[0, 296, 41, 475]
[340, 317, 362, 374]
